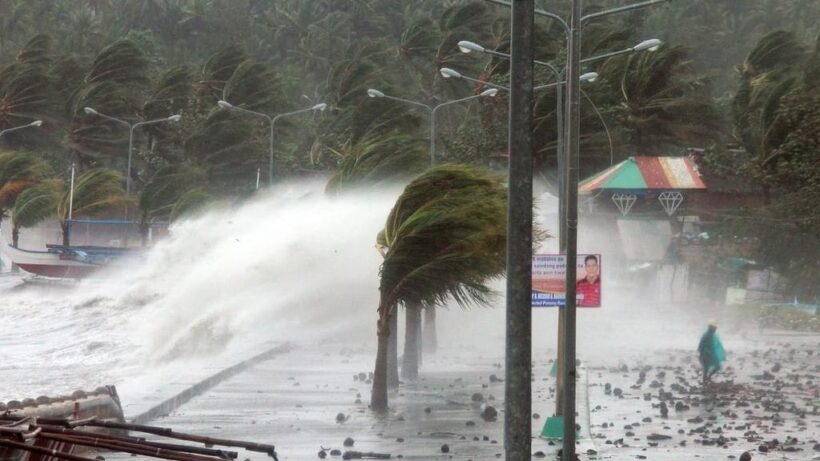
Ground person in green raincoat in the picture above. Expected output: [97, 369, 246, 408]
[698, 321, 726, 384]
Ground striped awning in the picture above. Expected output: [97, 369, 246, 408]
[579, 156, 706, 193]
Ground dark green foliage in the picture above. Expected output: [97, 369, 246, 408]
[183, 109, 260, 192]
[170, 187, 211, 221]
[222, 61, 286, 113]
[56, 168, 126, 221]
[0, 151, 52, 218]
[198, 44, 248, 100]
[325, 131, 428, 194]
[379, 164, 508, 310]
[16, 34, 52, 67]
[11, 179, 60, 229]
[706, 32, 820, 299]
[139, 163, 206, 223]
[0, 66, 58, 130]
[84, 39, 149, 87]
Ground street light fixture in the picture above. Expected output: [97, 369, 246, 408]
[84, 107, 181, 196]
[455, 38, 659, 193]
[458, 38, 662, 67]
[365, 88, 497, 165]
[440, 67, 598, 91]
[0, 120, 43, 137]
[217, 100, 327, 185]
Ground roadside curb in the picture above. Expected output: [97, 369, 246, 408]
[129, 343, 292, 424]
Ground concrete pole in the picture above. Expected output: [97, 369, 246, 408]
[505, 0, 534, 459]
[561, 0, 582, 459]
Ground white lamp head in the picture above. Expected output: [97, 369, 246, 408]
[217, 100, 233, 109]
[580, 72, 599, 83]
[312, 103, 328, 111]
[167, 114, 182, 122]
[634, 39, 662, 52]
[83, 107, 98, 115]
[30, 120, 43, 127]
[439, 67, 462, 79]
[480, 88, 499, 97]
[367, 89, 385, 98]
[457, 40, 485, 54]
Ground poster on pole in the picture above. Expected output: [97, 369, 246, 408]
[532, 254, 601, 308]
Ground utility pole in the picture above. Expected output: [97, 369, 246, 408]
[504, 0, 535, 459]
[561, 0, 582, 459]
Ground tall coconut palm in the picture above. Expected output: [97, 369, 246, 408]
[138, 163, 205, 242]
[0, 151, 52, 232]
[65, 40, 150, 166]
[600, 45, 723, 154]
[183, 109, 261, 193]
[371, 164, 507, 411]
[11, 179, 60, 247]
[732, 30, 808, 203]
[169, 187, 211, 221]
[325, 131, 428, 194]
[197, 45, 248, 101]
[0, 65, 59, 140]
[55, 168, 127, 245]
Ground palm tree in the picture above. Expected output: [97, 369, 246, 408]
[139, 163, 205, 242]
[371, 164, 507, 411]
[732, 30, 807, 201]
[0, 152, 52, 234]
[0, 64, 59, 142]
[56, 168, 127, 245]
[65, 40, 150, 167]
[325, 131, 428, 194]
[169, 187, 211, 221]
[599, 45, 723, 154]
[11, 179, 60, 247]
[183, 109, 261, 193]
[197, 45, 248, 101]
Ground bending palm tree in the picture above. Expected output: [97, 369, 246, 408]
[0, 152, 52, 232]
[372, 164, 507, 411]
[57, 168, 127, 245]
[11, 179, 61, 247]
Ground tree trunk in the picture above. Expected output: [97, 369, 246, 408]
[12, 226, 19, 248]
[388, 308, 399, 388]
[371, 329, 389, 412]
[423, 306, 438, 354]
[61, 222, 70, 246]
[402, 306, 421, 380]
[371, 297, 391, 412]
[140, 222, 149, 247]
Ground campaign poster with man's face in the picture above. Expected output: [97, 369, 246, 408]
[532, 254, 601, 307]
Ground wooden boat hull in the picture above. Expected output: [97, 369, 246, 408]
[4, 244, 99, 279]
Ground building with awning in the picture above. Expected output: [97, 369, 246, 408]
[579, 156, 707, 216]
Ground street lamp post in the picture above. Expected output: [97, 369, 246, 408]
[83, 108, 181, 196]
[366, 88, 498, 165]
[0, 120, 43, 138]
[455, 37, 659, 422]
[482, 0, 670, 459]
[217, 101, 327, 185]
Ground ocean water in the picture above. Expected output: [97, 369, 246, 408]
[0, 180, 397, 406]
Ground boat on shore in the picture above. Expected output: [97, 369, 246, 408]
[3, 243, 137, 279]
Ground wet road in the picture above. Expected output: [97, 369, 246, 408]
[105, 329, 818, 461]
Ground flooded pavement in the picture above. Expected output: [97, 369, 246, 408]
[587, 331, 819, 460]
[104, 328, 818, 461]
